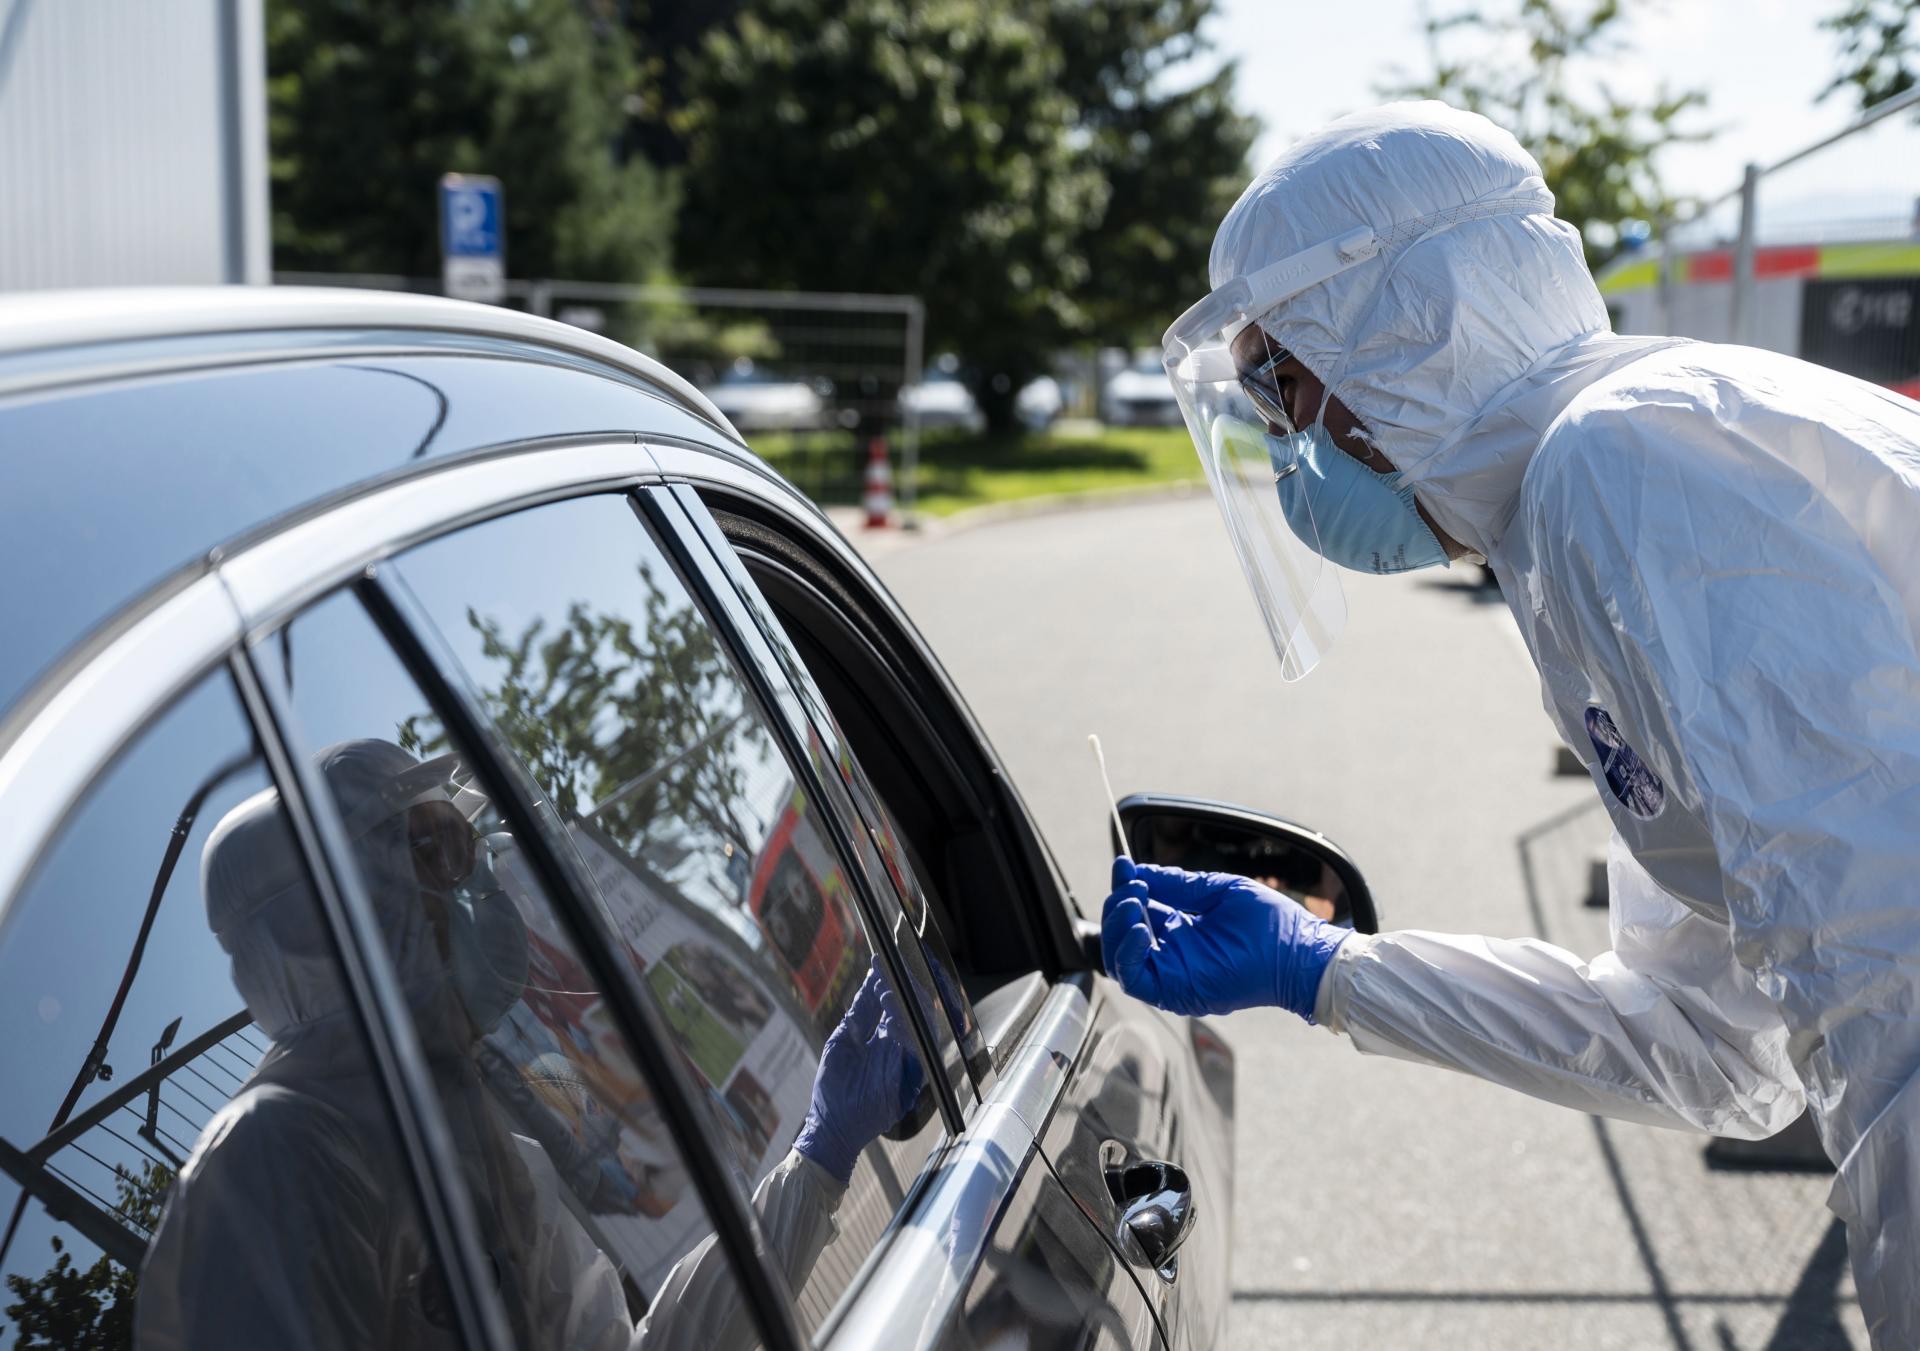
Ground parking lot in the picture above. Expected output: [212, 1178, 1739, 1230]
[870, 493, 1867, 1350]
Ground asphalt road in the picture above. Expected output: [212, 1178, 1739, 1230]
[865, 494, 1866, 1351]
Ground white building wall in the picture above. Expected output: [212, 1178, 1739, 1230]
[0, 0, 267, 291]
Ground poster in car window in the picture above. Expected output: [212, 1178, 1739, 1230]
[486, 784, 862, 1295]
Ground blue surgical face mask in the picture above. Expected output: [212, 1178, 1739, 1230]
[1269, 421, 1449, 575]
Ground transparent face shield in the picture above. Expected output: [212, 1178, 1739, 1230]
[1161, 226, 1378, 680]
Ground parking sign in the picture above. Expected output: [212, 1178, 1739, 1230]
[439, 174, 505, 303]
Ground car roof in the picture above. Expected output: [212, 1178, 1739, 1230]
[0, 286, 736, 431]
[0, 287, 797, 732]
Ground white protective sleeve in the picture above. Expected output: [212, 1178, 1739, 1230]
[633, 1150, 843, 1351]
[1313, 829, 1804, 1138]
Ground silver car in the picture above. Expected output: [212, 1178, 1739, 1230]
[0, 289, 1377, 1351]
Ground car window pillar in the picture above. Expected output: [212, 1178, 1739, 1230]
[635, 486, 975, 1130]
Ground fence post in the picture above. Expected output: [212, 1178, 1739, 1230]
[1732, 162, 1760, 345]
[900, 298, 926, 530]
[1654, 209, 1675, 336]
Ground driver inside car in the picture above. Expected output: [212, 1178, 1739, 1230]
[137, 737, 923, 1351]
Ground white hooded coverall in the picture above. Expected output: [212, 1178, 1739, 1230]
[1208, 102, 1920, 1344]
[138, 743, 844, 1351]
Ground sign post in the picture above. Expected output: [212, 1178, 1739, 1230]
[438, 173, 505, 303]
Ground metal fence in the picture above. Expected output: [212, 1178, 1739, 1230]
[3, 1011, 265, 1271]
[276, 272, 928, 518]
[1600, 87, 1920, 398]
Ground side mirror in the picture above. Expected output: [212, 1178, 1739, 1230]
[1113, 793, 1380, 935]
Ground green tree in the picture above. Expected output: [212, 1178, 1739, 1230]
[2, 1160, 173, 1350]
[1382, 0, 1708, 266]
[1822, 0, 1920, 111]
[673, 0, 1107, 430]
[268, 0, 675, 282]
[397, 562, 755, 870]
[1040, 0, 1258, 342]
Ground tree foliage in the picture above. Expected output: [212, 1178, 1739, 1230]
[268, 0, 675, 281]
[670, 0, 1252, 428]
[2, 1160, 173, 1350]
[1381, 0, 1708, 265]
[1040, 0, 1259, 340]
[398, 564, 754, 876]
[1822, 0, 1920, 111]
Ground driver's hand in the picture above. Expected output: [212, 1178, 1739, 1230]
[1100, 858, 1348, 1021]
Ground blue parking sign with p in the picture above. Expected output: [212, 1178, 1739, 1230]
[441, 176, 501, 257]
[439, 174, 505, 302]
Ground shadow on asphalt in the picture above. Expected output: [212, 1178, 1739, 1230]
[1513, 799, 1854, 1351]
[1417, 572, 1509, 606]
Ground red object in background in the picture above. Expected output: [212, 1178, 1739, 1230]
[1890, 375, 1920, 401]
[862, 436, 893, 528]
[1685, 246, 1820, 283]
[748, 801, 853, 1012]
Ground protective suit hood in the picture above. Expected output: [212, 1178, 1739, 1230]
[1207, 100, 1617, 556]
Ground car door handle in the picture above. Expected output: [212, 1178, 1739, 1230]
[1104, 1152, 1196, 1282]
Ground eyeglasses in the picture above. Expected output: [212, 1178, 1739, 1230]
[1239, 343, 1295, 432]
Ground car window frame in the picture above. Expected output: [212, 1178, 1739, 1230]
[0, 422, 1116, 1351]
[657, 478, 1085, 1039]
[668, 477, 1083, 970]
[359, 485, 970, 1337]
[653, 488, 998, 1080]
[0, 435, 824, 1351]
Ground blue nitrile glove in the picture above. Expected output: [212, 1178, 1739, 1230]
[794, 961, 927, 1185]
[1101, 858, 1349, 1021]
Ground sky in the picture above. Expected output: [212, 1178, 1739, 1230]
[1203, 0, 1919, 243]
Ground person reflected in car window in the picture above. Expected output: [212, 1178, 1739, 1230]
[136, 737, 925, 1351]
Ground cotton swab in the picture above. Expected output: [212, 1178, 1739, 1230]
[1087, 733, 1133, 861]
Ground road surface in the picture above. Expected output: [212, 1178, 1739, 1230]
[867, 494, 1863, 1351]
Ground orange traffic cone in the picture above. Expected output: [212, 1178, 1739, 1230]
[862, 436, 894, 528]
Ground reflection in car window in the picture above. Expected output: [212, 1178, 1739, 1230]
[263, 589, 785, 1351]
[676, 501, 989, 1083]
[387, 493, 945, 1335]
[0, 672, 455, 1350]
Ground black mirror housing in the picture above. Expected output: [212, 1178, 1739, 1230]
[1113, 793, 1381, 935]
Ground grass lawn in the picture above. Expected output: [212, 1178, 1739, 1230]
[750, 423, 1202, 518]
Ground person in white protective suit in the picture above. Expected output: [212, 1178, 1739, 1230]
[1100, 100, 1920, 1346]
[139, 737, 916, 1351]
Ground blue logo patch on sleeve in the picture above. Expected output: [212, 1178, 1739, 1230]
[1584, 706, 1666, 819]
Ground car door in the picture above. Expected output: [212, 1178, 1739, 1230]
[647, 468, 1209, 1349]
[647, 494, 1230, 1346]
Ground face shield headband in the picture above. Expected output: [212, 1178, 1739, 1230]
[1162, 185, 1553, 680]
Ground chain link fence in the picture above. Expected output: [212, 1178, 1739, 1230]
[1597, 87, 1920, 399]
[276, 272, 928, 516]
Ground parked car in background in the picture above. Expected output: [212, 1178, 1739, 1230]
[1014, 374, 1066, 431]
[901, 358, 1066, 435]
[0, 288, 1423, 1351]
[898, 366, 986, 434]
[703, 358, 832, 432]
[1102, 348, 1182, 426]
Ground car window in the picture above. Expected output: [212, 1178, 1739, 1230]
[0, 670, 456, 1350]
[666, 493, 993, 1078]
[260, 588, 793, 1351]
[379, 493, 946, 1336]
